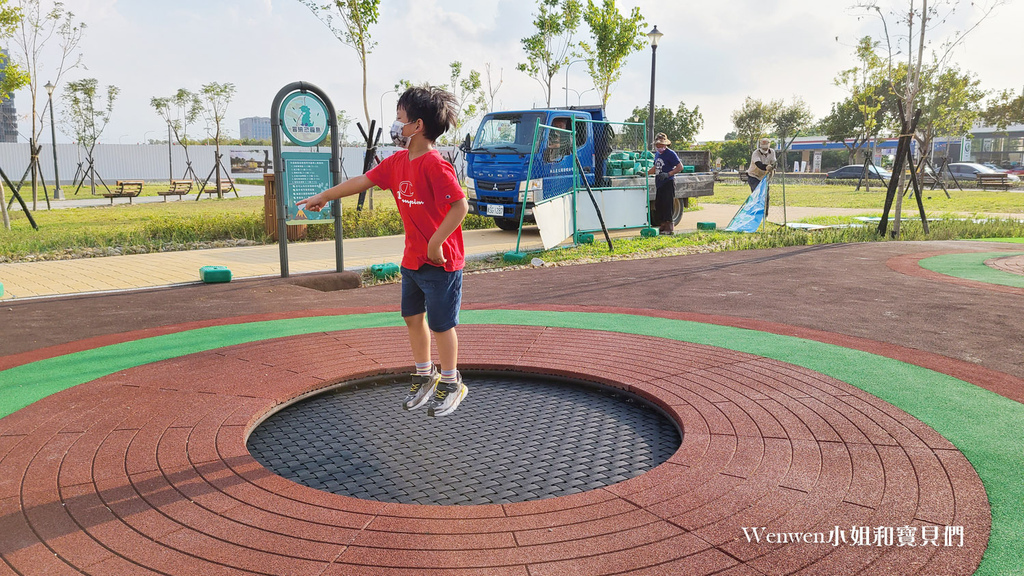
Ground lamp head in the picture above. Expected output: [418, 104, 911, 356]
[44, 81, 54, 96]
[648, 25, 663, 47]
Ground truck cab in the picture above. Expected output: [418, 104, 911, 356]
[466, 107, 605, 230]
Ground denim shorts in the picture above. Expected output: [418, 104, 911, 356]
[401, 264, 463, 333]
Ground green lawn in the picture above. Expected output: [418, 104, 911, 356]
[711, 182, 1024, 214]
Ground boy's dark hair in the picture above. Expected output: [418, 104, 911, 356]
[397, 86, 458, 142]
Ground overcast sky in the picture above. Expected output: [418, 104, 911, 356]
[14, 0, 1024, 146]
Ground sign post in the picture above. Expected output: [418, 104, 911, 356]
[271, 82, 343, 277]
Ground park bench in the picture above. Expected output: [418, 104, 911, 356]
[202, 179, 236, 197]
[976, 173, 1011, 190]
[103, 180, 144, 204]
[158, 179, 193, 201]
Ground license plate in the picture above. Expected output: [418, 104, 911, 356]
[486, 204, 503, 216]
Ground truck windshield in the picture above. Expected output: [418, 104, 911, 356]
[472, 112, 546, 154]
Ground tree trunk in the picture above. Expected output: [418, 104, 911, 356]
[215, 126, 223, 199]
[895, 0, 929, 239]
[1, 174, 10, 229]
[31, 96, 37, 210]
[89, 151, 96, 196]
[361, 54, 371, 130]
[30, 138, 38, 211]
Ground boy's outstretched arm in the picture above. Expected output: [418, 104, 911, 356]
[427, 198, 469, 266]
[296, 175, 375, 212]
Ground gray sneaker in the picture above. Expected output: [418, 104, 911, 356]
[403, 367, 440, 410]
[427, 372, 468, 417]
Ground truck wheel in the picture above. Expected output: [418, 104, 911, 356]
[494, 217, 521, 231]
[672, 198, 684, 225]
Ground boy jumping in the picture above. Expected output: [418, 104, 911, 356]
[296, 86, 469, 417]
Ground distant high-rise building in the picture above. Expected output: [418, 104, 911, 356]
[0, 49, 18, 143]
[239, 116, 272, 141]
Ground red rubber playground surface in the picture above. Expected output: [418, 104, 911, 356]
[2, 240, 1023, 575]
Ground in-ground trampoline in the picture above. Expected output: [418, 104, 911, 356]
[247, 372, 682, 505]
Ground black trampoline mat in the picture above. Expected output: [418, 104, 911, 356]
[247, 372, 682, 505]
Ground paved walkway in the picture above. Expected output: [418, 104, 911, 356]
[1, 204, 874, 300]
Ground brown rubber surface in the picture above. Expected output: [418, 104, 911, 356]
[0, 322, 990, 575]
[3, 240, 1022, 575]
[986, 253, 1024, 276]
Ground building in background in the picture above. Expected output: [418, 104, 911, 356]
[0, 49, 18, 143]
[239, 116, 271, 141]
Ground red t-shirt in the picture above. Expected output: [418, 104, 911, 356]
[366, 149, 466, 272]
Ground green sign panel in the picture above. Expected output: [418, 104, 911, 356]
[281, 151, 334, 224]
[280, 92, 329, 147]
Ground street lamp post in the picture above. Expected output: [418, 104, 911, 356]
[44, 81, 62, 200]
[647, 25, 663, 149]
[562, 87, 596, 106]
[564, 59, 586, 107]
[379, 89, 397, 130]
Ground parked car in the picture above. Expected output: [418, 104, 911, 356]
[946, 162, 1021, 182]
[1007, 166, 1024, 176]
[826, 164, 893, 181]
[981, 162, 1009, 173]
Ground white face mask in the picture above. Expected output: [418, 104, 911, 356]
[759, 143, 770, 152]
[390, 119, 416, 147]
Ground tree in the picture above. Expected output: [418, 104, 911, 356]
[62, 78, 117, 195]
[854, 0, 1004, 237]
[150, 88, 203, 182]
[915, 64, 984, 164]
[0, 1, 26, 101]
[517, 0, 582, 107]
[980, 88, 1024, 131]
[299, 0, 379, 128]
[818, 99, 867, 164]
[731, 97, 783, 153]
[824, 36, 891, 166]
[0, 0, 28, 230]
[392, 62, 483, 145]
[11, 0, 84, 209]
[772, 97, 815, 172]
[335, 109, 354, 145]
[625, 101, 703, 149]
[63, 78, 116, 147]
[579, 0, 645, 107]
[446, 61, 483, 144]
[200, 82, 236, 198]
[703, 139, 750, 171]
[478, 63, 503, 115]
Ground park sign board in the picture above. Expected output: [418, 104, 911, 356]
[272, 81, 343, 277]
[280, 151, 333, 224]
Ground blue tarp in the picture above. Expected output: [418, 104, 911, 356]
[725, 177, 768, 233]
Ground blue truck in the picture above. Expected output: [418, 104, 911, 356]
[465, 106, 715, 230]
